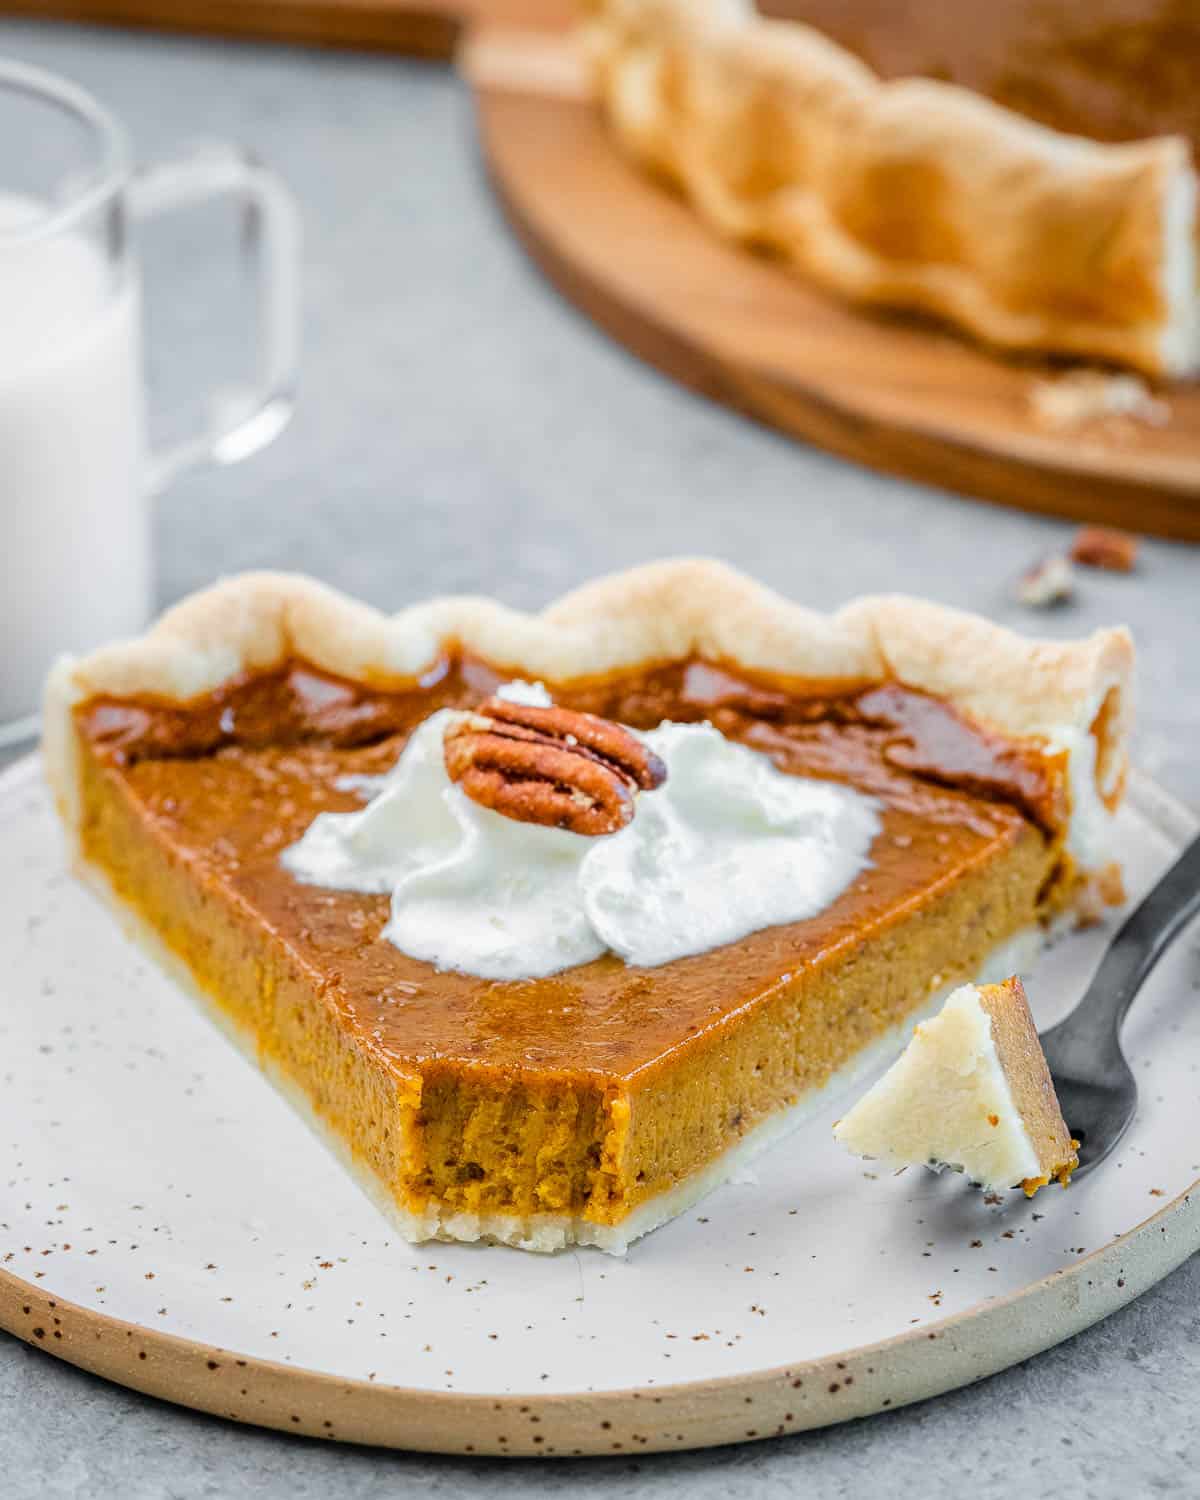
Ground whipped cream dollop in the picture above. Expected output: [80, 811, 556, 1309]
[282, 684, 881, 980]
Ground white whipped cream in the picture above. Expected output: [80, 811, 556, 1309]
[281, 684, 881, 980]
[1045, 724, 1116, 869]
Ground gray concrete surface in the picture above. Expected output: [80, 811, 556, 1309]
[1, 17, 1198, 1497]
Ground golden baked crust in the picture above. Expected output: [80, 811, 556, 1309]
[581, 0, 1198, 376]
[45, 557, 1133, 854]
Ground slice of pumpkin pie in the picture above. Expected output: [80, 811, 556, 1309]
[834, 977, 1078, 1195]
[45, 560, 1127, 1251]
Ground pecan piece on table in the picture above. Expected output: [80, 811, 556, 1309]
[1069, 526, 1139, 573]
[1014, 554, 1075, 609]
[443, 696, 667, 836]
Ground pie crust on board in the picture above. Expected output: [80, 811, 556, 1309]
[581, 0, 1199, 377]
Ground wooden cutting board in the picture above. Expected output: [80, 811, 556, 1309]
[0, 0, 569, 54]
[465, 27, 1200, 539]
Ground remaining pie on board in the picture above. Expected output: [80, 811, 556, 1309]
[582, 0, 1199, 377]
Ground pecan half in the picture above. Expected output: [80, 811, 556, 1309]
[443, 696, 667, 836]
[1069, 526, 1139, 573]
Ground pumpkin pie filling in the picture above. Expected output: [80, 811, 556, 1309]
[71, 655, 1072, 1247]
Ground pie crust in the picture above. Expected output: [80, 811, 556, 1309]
[581, 0, 1199, 377]
[834, 977, 1078, 1196]
[46, 556, 1132, 832]
[45, 559, 1134, 1253]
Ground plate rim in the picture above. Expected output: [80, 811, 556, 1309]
[2, 754, 1197, 1456]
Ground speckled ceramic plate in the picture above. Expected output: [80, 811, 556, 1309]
[2, 756, 1198, 1456]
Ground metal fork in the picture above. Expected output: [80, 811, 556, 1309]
[1040, 832, 1200, 1180]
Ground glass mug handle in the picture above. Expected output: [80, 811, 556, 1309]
[128, 143, 301, 495]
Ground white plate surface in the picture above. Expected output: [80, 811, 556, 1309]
[2, 758, 1198, 1428]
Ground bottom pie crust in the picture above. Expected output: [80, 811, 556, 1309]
[81, 851, 1042, 1255]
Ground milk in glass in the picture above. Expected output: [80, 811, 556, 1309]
[0, 193, 149, 722]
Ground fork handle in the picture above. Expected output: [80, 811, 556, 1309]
[1046, 831, 1200, 1068]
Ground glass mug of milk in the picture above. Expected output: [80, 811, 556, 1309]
[0, 58, 299, 738]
